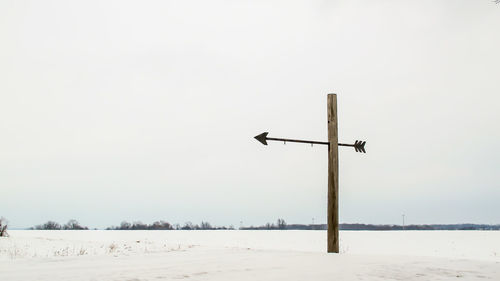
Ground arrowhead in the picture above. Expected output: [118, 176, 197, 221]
[254, 132, 269, 145]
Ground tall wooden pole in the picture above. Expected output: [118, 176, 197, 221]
[254, 92, 366, 252]
[327, 94, 339, 253]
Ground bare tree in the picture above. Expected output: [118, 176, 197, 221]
[265, 222, 275, 229]
[63, 219, 88, 230]
[277, 218, 287, 230]
[182, 222, 197, 230]
[0, 217, 8, 237]
[119, 221, 131, 230]
[200, 221, 212, 230]
[34, 221, 61, 230]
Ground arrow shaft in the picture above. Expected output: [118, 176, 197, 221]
[266, 137, 352, 147]
[266, 137, 328, 145]
[338, 143, 355, 147]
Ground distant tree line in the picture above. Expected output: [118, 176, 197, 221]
[254, 223, 500, 231]
[106, 221, 234, 230]
[26, 219, 500, 231]
[31, 219, 89, 230]
[424, 224, 500, 231]
[176, 221, 234, 230]
[339, 223, 500, 231]
[107, 220, 174, 230]
[239, 218, 287, 230]
[340, 224, 433, 231]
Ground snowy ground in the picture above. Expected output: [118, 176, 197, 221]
[1, 230, 499, 280]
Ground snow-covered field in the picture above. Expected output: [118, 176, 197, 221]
[1, 230, 499, 280]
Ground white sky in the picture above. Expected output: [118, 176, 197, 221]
[1, 0, 499, 229]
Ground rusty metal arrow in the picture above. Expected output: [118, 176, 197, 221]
[254, 132, 366, 153]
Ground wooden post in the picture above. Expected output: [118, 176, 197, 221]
[327, 94, 339, 253]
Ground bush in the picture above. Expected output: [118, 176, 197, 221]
[277, 218, 287, 229]
[0, 217, 8, 237]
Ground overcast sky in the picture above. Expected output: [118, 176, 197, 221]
[1, 0, 499, 229]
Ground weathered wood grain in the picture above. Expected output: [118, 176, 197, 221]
[327, 94, 339, 253]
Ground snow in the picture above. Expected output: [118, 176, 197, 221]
[1, 230, 499, 280]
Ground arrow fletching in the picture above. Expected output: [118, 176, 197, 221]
[354, 140, 366, 153]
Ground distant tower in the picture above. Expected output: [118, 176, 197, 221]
[402, 214, 405, 230]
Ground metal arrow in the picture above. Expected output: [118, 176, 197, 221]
[254, 132, 366, 153]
